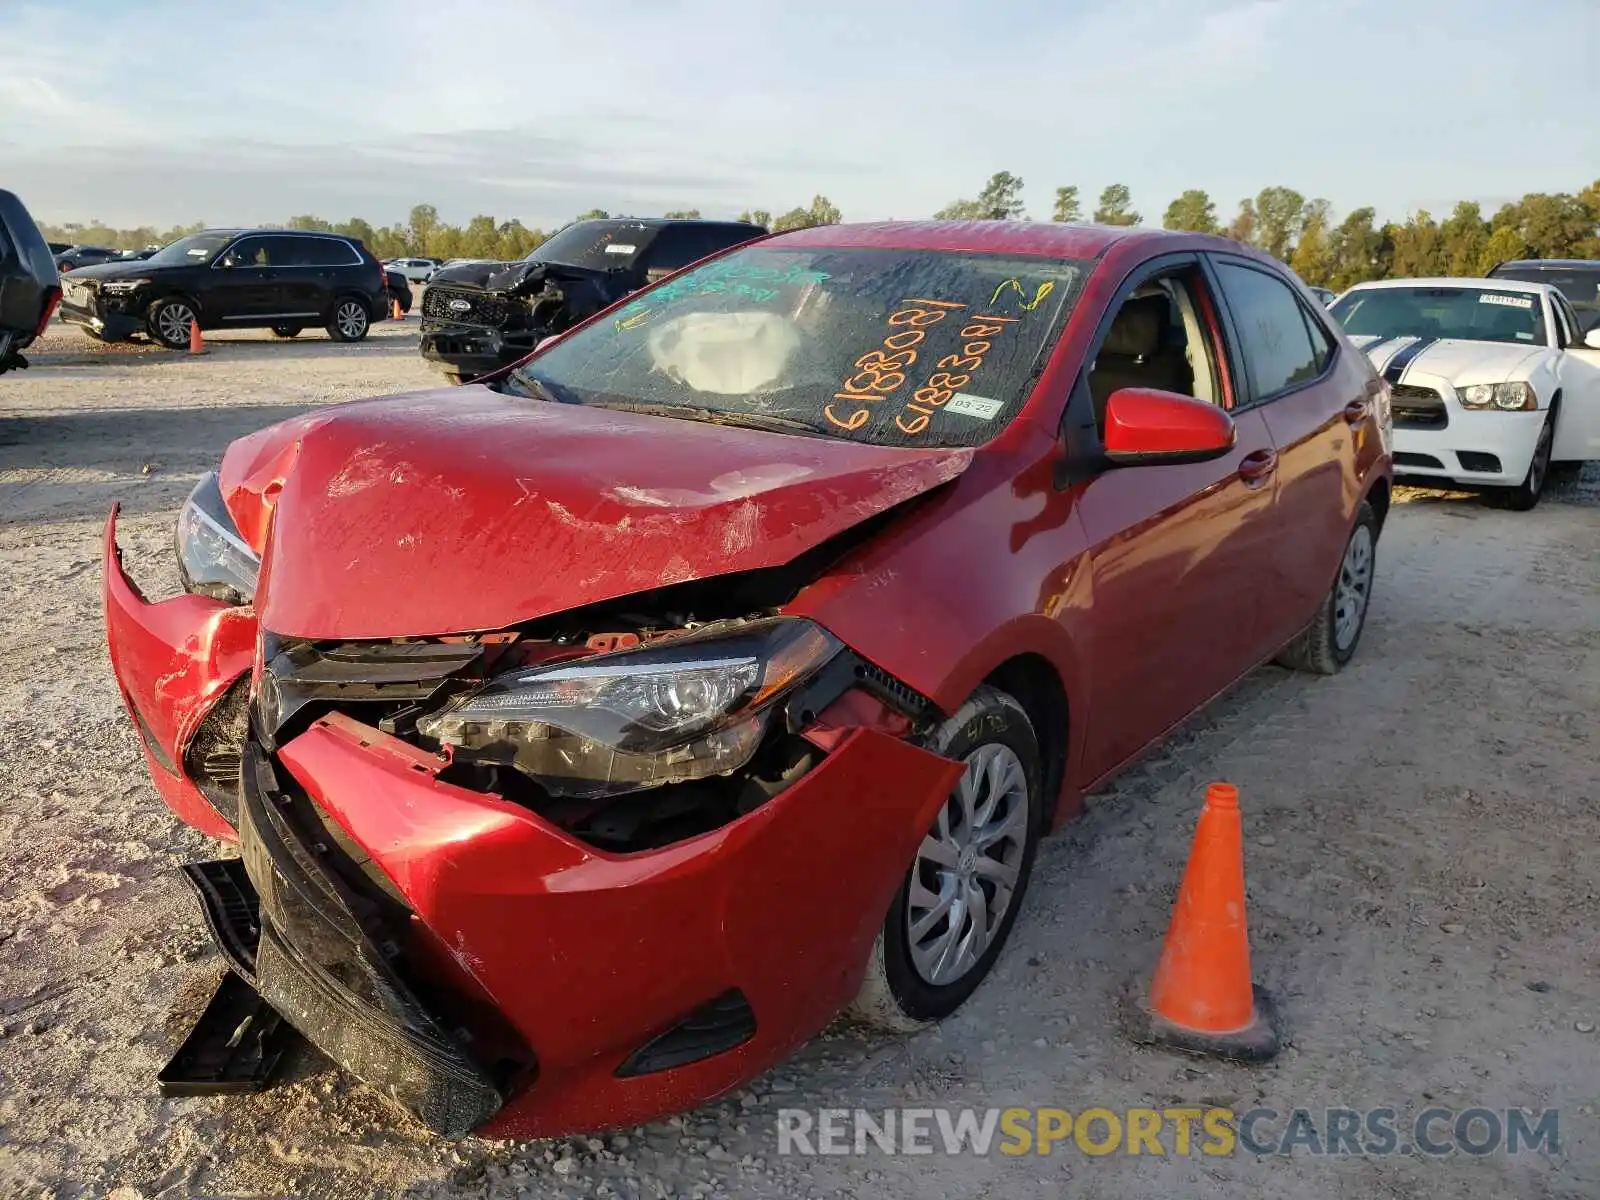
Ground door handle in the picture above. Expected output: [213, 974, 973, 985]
[1343, 399, 1369, 424]
[1238, 449, 1277, 485]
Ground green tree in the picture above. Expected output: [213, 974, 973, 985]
[1476, 224, 1527, 274]
[807, 195, 842, 226]
[1051, 186, 1082, 223]
[1324, 207, 1390, 290]
[1162, 189, 1218, 234]
[1253, 186, 1306, 260]
[1289, 199, 1333, 286]
[407, 204, 440, 255]
[461, 214, 500, 258]
[334, 217, 376, 248]
[1493, 192, 1594, 259]
[771, 207, 816, 232]
[937, 171, 1025, 220]
[1389, 211, 1445, 277]
[663, 209, 702, 219]
[1438, 201, 1488, 276]
[1225, 199, 1256, 245]
[1092, 184, 1139, 226]
[574, 208, 610, 222]
[286, 214, 333, 231]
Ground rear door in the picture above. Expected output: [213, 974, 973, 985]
[1070, 253, 1282, 785]
[283, 234, 356, 319]
[1550, 291, 1600, 462]
[1207, 254, 1375, 650]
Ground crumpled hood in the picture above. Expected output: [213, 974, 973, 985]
[219, 386, 973, 639]
[1355, 335, 1546, 384]
[58, 259, 154, 283]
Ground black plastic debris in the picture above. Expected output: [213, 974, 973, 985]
[157, 970, 297, 1096]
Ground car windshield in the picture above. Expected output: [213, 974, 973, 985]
[1490, 267, 1600, 318]
[1329, 286, 1548, 347]
[145, 232, 237, 266]
[510, 245, 1085, 448]
[528, 221, 657, 271]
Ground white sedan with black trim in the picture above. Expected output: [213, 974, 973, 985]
[1329, 277, 1600, 509]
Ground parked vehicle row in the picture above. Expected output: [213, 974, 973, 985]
[105, 219, 1393, 1139]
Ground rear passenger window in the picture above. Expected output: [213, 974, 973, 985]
[290, 237, 358, 266]
[1214, 262, 1321, 400]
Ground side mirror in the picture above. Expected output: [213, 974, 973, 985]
[1584, 327, 1600, 351]
[1102, 387, 1237, 466]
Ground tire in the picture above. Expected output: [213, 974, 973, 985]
[326, 296, 371, 342]
[1496, 411, 1555, 511]
[848, 686, 1044, 1031]
[1276, 500, 1378, 675]
[271, 325, 303, 339]
[146, 298, 198, 349]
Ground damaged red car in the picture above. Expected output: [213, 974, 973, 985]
[104, 220, 1393, 1139]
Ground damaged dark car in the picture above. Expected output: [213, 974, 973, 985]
[419, 217, 766, 384]
[106, 220, 1391, 1140]
[0, 189, 62, 376]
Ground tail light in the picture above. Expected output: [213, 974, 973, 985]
[36, 286, 62, 337]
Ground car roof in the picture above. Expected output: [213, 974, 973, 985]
[196, 227, 358, 239]
[761, 219, 1185, 259]
[1343, 276, 1553, 296]
[1492, 259, 1600, 270]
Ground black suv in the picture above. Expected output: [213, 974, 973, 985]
[1487, 259, 1600, 332]
[58, 228, 387, 348]
[420, 217, 766, 383]
[1, 189, 62, 376]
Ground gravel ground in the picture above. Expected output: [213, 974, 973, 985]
[2, 318, 1598, 1199]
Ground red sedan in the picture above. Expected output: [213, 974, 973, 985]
[103, 220, 1392, 1138]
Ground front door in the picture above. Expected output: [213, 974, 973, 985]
[1070, 257, 1281, 787]
[206, 236, 286, 322]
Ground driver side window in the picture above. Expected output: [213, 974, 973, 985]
[1089, 269, 1227, 438]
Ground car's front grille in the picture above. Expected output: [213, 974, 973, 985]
[1391, 384, 1448, 429]
[422, 285, 513, 327]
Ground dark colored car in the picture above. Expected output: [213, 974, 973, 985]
[420, 217, 766, 383]
[383, 267, 412, 315]
[1488, 259, 1600, 331]
[55, 244, 120, 272]
[105, 220, 1391, 1139]
[59, 228, 387, 348]
[0, 190, 62, 375]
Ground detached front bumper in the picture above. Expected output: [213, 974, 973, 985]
[102, 506, 964, 1137]
[60, 296, 144, 341]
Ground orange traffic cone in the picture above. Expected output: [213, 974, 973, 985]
[188, 318, 206, 355]
[391, 297, 403, 320]
[1136, 782, 1280, 1060]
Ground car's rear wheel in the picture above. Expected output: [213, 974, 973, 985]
[849, 686, 1043, 1031]
[147, 298, 197, 349]
[1276, 500, 1378, 675]
[326, 297, 370, 342]
[1497, 412, 1555, 511]
[271, 324, 302, 339]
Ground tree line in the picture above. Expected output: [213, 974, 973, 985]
[39, 176, 1599, 291]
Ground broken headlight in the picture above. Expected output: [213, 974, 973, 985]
[176, 471, 259, 605]
[417, 618, 841, 798]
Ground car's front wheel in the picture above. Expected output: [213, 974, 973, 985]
[1276, 500, 1378, 675]
[1497, 411, 1555, 511]
[849, 686, 1043, 1031]
[147, 298, 197, 349]
[326, 297, 370, 342]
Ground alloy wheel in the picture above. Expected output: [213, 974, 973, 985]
[1333, 524, 1374, 651]
[157, 302, 195, 347]
[906, 744, 1031, 987]
[336, 301, 367, 339]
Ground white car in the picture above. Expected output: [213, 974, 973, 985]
[1329, 277, 1600, 509]
[384, 257, 441, 284]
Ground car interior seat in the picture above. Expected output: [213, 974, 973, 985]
[1089, 294, 1196, 428]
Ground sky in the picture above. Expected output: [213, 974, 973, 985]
[3, 0, 1596, 232]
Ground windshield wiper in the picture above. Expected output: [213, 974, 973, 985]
[587, 401, 835, 437]
[502, 372, 570, 405]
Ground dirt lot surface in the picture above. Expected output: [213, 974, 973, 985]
[2, 318, 1598, 1199]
